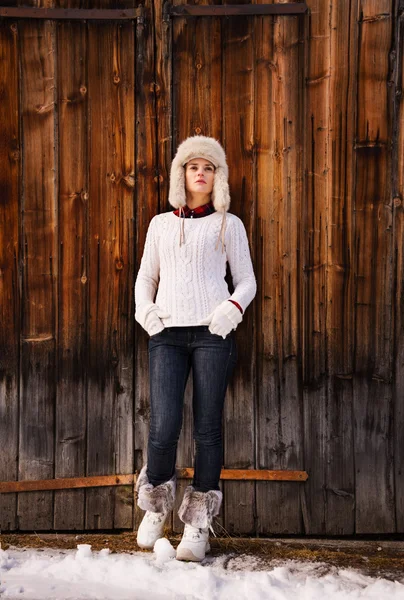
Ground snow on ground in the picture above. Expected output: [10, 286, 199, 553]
[1, 542, 404, 600]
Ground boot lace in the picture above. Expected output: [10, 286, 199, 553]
[183, 524, 206, 540]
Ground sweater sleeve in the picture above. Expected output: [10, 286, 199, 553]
[134, 216, 160, 327]
[226, 216, 257, 312]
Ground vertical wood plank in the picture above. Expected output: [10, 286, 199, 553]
[155, 0, 172, 213]
[171, 2, 200, 534]
[18, 20, 57, 531]
[255, 10, 304, 535]
[301, 0, 330, 535]
[173, 4, 222, 144]
[134, 0, 159, 531]
[86, 22, 135, 529]
[112, 21, 135, 530]
[170, 1, 223, 534]
[393, 6, 404, 533]
[353, 0, 395, 533]
[324, 0, 356, 534]
[0, 21, 20, 531]
[54, 21, 88, 531]
[222, 11, 256, 535]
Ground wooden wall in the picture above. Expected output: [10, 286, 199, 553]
[0, 0, 403, 535]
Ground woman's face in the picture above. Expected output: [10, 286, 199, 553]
[184, 158, 215, 196]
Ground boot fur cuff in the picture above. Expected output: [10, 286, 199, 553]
[178, 485, 223, 529]
[135, 465, 176, 514]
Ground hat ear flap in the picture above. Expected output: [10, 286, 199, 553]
[168, 160, 186, 209]
[212, 167, 230, 212]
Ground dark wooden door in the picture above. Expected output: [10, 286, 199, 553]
[1, 0, 403, 536]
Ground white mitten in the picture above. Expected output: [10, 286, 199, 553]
[145, 307, 170, 336]
[135, 302, 170, 336]
[200, 300, 242, 339]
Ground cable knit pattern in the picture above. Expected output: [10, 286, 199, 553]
[135, 211, 256, 329]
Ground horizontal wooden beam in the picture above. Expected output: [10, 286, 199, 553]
[0, 7, 142, 20]
[165, 3, 308, 17]
[0, 469, 308, 493]
[178, 468, 308, 481]
[0, 475, 134, 493]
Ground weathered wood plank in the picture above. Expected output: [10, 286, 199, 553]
[301, 0, 330, 535]
[170, 2, 224, 535]
[54, 21, 88, 531]
[155, 0, 172, 212]
[324, 0, 355, 535]
[86, 22, 134, 529]
[111, 20, 135, 531]
[134, 0, 159, 532]
[0, 21, 19, 531]
[256, 7, 303, 533]
[255, 9, 304, 535]
[393, 7, 404, 533]
[18, 20, 57, 531]
[222, 10, 256, 536]
[173, 3, 222, 143]
[353, 0, 395, 534]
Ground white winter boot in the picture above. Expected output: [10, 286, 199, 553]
[135, 466, 176, 550]
[137, 510, 169, 550]
[176, 486, 222, 562]
[176, 523, 211, 561]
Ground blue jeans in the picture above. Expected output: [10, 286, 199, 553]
[146, 326, 237, 493]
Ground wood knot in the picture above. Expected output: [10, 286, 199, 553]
[9, 150, 20, 162]
[81, 191, 89, 201]
[110, 173, 116, 182]
[393, 197, 402, 207]
[36, 102, 55, 115]
[196, 63, 202, 70]
[122, 174, 135, 188]
[81, 275, 87, 284]
[115, 259, 124, 270]
[10, 23, 17, 34]
[194, 127, 202, 134]
[113, 74, 120, 84]
[80, 86, 87, 95]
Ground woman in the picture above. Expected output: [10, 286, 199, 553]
[134, 136, 256, 562]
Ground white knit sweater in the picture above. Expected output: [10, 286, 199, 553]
[135, 211, 256, 329]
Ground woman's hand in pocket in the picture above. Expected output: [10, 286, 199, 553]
[144, 306, 170, 336]
[200, 300, 242, 339]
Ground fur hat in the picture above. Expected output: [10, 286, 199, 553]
[168, 135, 230, 213]
[168, 136, 230, 251]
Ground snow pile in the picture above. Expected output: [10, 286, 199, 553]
[0, 544, 403, 600]
[153, 538, 176, 564]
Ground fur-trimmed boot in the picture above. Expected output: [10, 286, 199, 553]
[135, 466, 176, 550]
[176, 485, 222, 562]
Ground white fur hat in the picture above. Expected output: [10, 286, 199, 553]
[168, 135, 230, 213]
